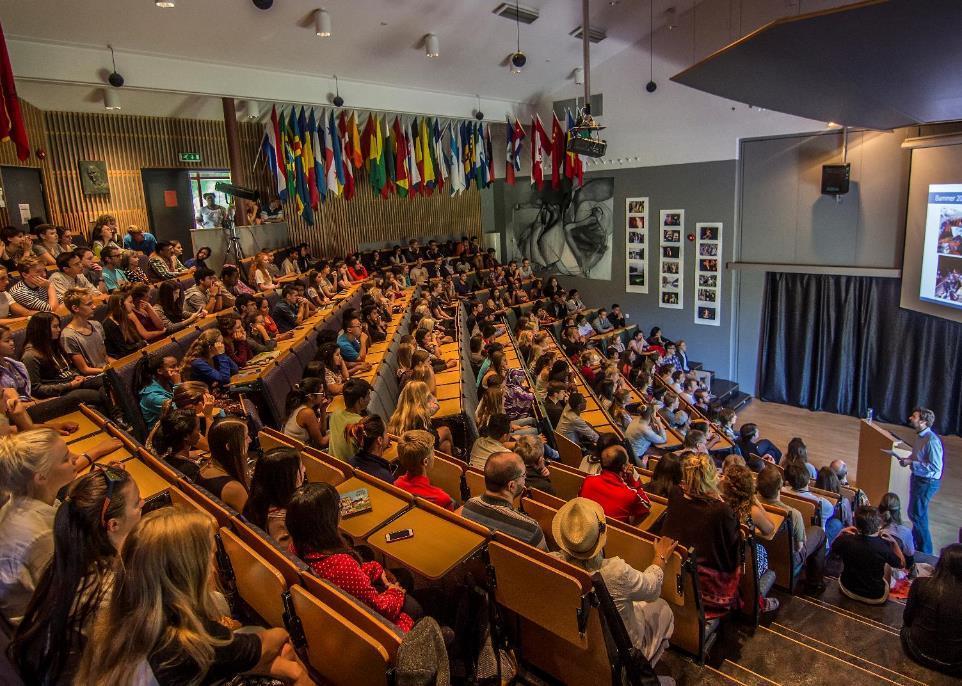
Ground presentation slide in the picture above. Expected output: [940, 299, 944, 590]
[919, 183, 962, 309]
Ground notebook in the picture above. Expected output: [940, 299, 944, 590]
[339, 488, 372, 518]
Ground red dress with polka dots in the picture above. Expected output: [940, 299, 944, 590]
[302, 551, 414, 632]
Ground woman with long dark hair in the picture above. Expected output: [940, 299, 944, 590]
[127, 283, 167, 341]
[317, 341, 350, 396]
[287, 482, 417, 632]
[101, 291, 146, 358]
[242, 447, 305, 547]
[152, 280, 203, 334]
[282, 377, 328, 449]
[9, 466, 142, 685]
[205, 417, 252, 512]
[902, 543, 962, 675]
[345, 414, 394, 483]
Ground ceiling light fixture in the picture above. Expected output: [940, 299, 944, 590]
[107, 45, 125, 88]
[645, 0, 656, 92]
[246, 100, 261, 120]
[574, 66, 584, 84]
[104, 88, 121, 110]
[508, 0, 526, 74]
[332, 75, 344, 107]
[425, 33, 440, 58]
[315, 9, 331, 37]
[155, 0, 175, 7]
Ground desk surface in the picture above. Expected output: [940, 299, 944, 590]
[60, 412, 102, 441]
[367, 507, 486, 580]
[336, 477, 410, 539]
[125, 459, 174, 498]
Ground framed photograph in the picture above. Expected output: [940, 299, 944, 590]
[78, 160, 110, 195]
[628, 200, 646, 214]
[694, 222, 722, 325]
[625, 197, 649, 293]
[659, 209, 685, 309]
[628, 215, 646, 229]
[663, 213, 681, 226]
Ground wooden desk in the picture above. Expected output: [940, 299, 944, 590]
[435, 397, 463, 418]
[435, 384, 461, 401]
[755, 510, 786, 541]
[60, 411, 102, 441]
[581, 409, 610, 428]
[367, 508, 485, 580]
[336, 477, 410, 539]
[125, 459, 174, 498]
[435, 370, 461, 386]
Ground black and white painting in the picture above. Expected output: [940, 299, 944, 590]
[509, 178, 614, 280]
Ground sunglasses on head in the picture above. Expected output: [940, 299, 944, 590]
[92, 462, 127, 528]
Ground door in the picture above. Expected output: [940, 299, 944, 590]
[1, 166, 48, 228]
[142, 169, 194, 248]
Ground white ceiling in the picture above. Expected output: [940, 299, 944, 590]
[2, 0, 702, 113]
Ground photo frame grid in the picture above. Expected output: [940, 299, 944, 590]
[625, 197, 649, 294]
[694, 222, 722, 326]
[659, 209, 684, 309]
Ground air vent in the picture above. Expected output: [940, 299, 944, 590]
[569, 25, 607, 43]
[493, 2, 540, 24]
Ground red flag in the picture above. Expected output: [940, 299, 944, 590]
[550, 113, 565, 190]
[338, 112, 356, 201]
[360, 114, 374, 167]
[392, 117, 410, 197]
[530, 115, 550, 191]
[0, 22, 29, 161]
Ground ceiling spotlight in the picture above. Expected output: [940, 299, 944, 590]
[104, 88, 121, 110]
[155, 0, 175, 7]
[315, 9, 332, 37]
[106, 45, 124, 88]
[509, 51, 526, 74]
[425, 33, 440, 58]
[246, 101, 261, 120]
[573, 67, 584, 85]
[252, 0, 274, 9]
[827, 121, 841, 128]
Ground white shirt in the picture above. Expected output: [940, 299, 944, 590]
[0, 496, 57, 625]
[198, 204, 227, 228]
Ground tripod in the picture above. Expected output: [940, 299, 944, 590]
[223, 216, 245, 263]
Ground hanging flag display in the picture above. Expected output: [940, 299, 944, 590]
[658, 210, 684, 309]
[625, 197, 649, 294]
[694, 223, 722, 326]
[530, 115, 549, 191]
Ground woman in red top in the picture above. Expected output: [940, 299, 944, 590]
[392, 429, 455, 510]
[346, 255, 369, 282]
[286, 482, 416, 632]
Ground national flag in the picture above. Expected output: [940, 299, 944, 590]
[550, 112, 565, 190]
[344, 111, 363, 169]
[302, 108, 320, 210]
[309, 110, 326, 205]
[418, 117, 435, 194]
[448, 121, 465, 196]
[484, 121, 495, 184]
[292, 109, 314, 224]
[337, 112, 355, 201]
[433, 118, 447, 192]
[393, 117, 409, 198]
[368, 114, 387, 196]
[407, 118, 421, 195]
[506, 115, 525, 185]
[360, 114, 375, 171]
[462, 122, 476, 190]
[565, 110, 584, 187]
[325, 110, 342, 197]
[265, 105, 287, 200]
[530, 114, 550, 190]
[329, 110, 345, 188]
[0, 22, 29, 161]
[280, 110, 296, 200]
[380, 117, 395, 199]
[476, 122, 487, 189]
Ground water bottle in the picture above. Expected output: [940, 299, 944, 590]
[866, 408, 874, 423]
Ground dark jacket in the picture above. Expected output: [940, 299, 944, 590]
[350, 450, 397, 484]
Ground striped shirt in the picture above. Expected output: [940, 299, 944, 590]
[9, 281, 51, 312]
[461, 495, 546, 550]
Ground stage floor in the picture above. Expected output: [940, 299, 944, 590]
[738, 400, 960, 553]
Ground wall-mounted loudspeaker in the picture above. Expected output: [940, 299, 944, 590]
[821, 163, 851, 195]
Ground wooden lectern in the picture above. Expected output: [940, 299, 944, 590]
[855, 420, 911, 505]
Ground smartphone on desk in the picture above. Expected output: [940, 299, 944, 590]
[385, 528, 414, 543]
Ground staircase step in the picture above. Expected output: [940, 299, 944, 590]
[723, 390, 753, 412]
[710, 378, 739, 404]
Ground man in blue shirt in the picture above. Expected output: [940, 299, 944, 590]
[99, 246, 129, 293]
[122, 226, 158, 256]
[336, 313, 371, 372]
[900, 407, 944, 554]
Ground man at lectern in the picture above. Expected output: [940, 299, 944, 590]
[898, 407, 944, 554]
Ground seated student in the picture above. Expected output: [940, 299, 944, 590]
[660, 453, 743, 617]
[737, 423, 783, 463]
[816, 465, 853, 529]
[272, 284, 311, 333]
[220, 264, 255, 299]
[98, 245, 130, 293]
[184, 246, 212, 270]
[551, 498, 676, 665]
[101, 290, 147, 359]
[624, 404, 668, 467]
[469, 413, 513, 470]
[543, 381, 569, 428]
[282, 377, 329, 450]
[646, 452, 683, 498]
[362, 305, 388, 344]
[757, 465, 827, 591]
[49, 250, 96, 305]
[30, 224, 61, 266]
[184, 267, 232, 316]
[182, 330, 237, 392]
[781, 436, 817, 479]
[243, 447, 305, 547]
[316, 341, 350, 397]
[10, 256, 56, 314]
[337, 313, 372, 372]
[784, 460, 836, 535]
[121, 224, 157, 256]
[288, 483, 418, 633]
[832, 506, 904, 605]
[592, 307, 615, 334]
[346, 414, 394, 483]
[329, 378, 372, 461]
[393, 429, 455, 510]
[218, 313, 255, 367]
[75, 508, 308, 685]
[565, 288, 586, 313]
[901, 543, 962, 676]
[387, 381, 454, 455]
[21, 312, 116, 419]
[0, 267, 29, 322]
[0, 226, 27, 272]
[204, 417, 252, 512]
[579, 444, 651, 525]
[555, 391, 600, 450]
[345, 254, 369, 282]
[0, 429, 79, 625]
[878, 492, 915, 569]
[515, 434, 555, 495]
[135, 354, 181, 430]
[476, 375, 539, 437]
[9, 465, 142, 685]
[147, 241, 186, 281]
[607, 304, 627, 329]
[461, 451, 547, 550]
[60, 288, 109, 375]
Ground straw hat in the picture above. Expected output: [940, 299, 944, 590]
[552, 497, 607, 560]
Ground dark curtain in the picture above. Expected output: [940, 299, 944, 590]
[759, 272, 962, 437]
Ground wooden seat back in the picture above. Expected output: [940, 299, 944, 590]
[553, 431, 584, 468]
[174, 477, 236, 528]
[427, 452, 466, 504]
[637, 492, 668, 532]
[546, 462, 586, 501]
[167, 486, 218, 527]
[780, 490, 821, 527]
[757, 502, 796, 592]
[231, 517, 305, 588]
[218, 527, 288, 628]
[301, 449, 349, 486]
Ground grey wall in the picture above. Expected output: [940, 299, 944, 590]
[483, 160, 738, 379]
[734, 128, 912, 392]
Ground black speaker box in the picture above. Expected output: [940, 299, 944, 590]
[821, 163, 851, 195]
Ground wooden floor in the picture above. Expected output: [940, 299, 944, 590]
[738, 400, 961, 552]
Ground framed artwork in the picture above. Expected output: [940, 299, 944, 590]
[658, 209, 684, 309]
[694, 222, 723, 326]
[625, 196, 648, 293]
[78, 160, 110, 195]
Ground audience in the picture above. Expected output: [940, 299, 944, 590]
[832, 505, 904, 604]
[515, 434, 555, 495]
[101, 290, 146, 358]
[555, 391, 600, 449]
[205, 417, 252, 512]
[346, 414, 394, 483]
[283, 376, 329, 449]
[551, 498, 676, 665]
[469, 413, 513, 470]
[60, 288, 109, 375]
[901, 543, 962, 676]
[462, 451, 546, 549]
[49, 250, 96, 304]
[784, 460, 835, 536]
[329, 378, 372, 460]
[878, 492, 915, 569]
[98, 245, 129, 292]
[387, 381, 453, 455]
[579, 444, 652, 525]
[182, 329, 238, 392]
[393, 429, 454, 509]
[243, 447, 305, 547]
[287, 482, 418, 632]
[625, 404, 668, 466]
[646, 453, 683, 498]
[10, 256, 56, 314]
[135, 354, 181, 430]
